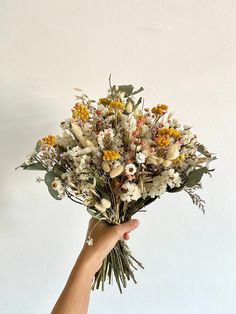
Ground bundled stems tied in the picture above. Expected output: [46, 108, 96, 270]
[92, 240, 144, 293]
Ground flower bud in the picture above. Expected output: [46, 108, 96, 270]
[162, 160, 172, 167]
[166, 143, 179, 160]
[102, 161, 110, 172]
[110, 165, 124, 178]
[101, 198, 111, 209]
[126, 102, 133, 113]
[95, 203, 107, 213]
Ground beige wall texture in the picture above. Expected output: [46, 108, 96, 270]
[1, 1, 236, 313]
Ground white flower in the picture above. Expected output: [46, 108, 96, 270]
[161, 169, 182, 189]
[136, 152, 146, 164]
[51, 177, 65, 199]
[86, 237, 93, 246]
[95, 198, 111, 213]
[122, 115, 137, 132]
[56, 131, 76, 148]
[125, 163, 137, 175]
[121, 182, 141, 202]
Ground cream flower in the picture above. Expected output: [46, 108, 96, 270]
[125, 163, 137, 176]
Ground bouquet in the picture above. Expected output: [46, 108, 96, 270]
[17, 78, 215, 292]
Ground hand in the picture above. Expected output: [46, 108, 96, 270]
[78, 218, 140, 275]
[51, 218, 139, 314]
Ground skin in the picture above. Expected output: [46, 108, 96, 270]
[51, 218, 140, 314]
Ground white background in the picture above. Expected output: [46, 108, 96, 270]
[1, 1, 236, 313]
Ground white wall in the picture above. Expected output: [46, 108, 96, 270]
[1, 1, 236, 313]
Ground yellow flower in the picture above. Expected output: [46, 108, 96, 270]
[159, 128, 181, 139]
[103, 150, 121, 161]
[151, 104, 168, 115]
[41, 135, 56, 146]
[72, 103, 89, 121]
[109, 101, 125, 111]
[155, 136, 170, 147]
[99, 98, 111, 106]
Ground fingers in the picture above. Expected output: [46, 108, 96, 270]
[123, 232, 130, 241]
[115, 219, 139, 239]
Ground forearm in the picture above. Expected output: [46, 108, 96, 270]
[51, 251, 98, 314]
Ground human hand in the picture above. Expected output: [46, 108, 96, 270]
[77, 218, 140, 275]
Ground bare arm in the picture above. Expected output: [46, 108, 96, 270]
[51, 218, 139, 314]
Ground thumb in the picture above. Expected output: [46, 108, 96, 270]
[117, 219, 139, 235]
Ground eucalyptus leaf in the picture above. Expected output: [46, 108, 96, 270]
[47, 185, 62, 200]
[132, 86, 144, 96]
[133, 97, 142, 110]
[186, 167, 208, 187]
[35, 140, 42, 153]
[44, 171, 61, 200]
[197, 144, 212, 158]
[117, 85, 134, 97]
[22, 162, 46, 171]
[52, 164, 65, 177]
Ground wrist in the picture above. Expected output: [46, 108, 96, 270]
[76, 248, 102, 277]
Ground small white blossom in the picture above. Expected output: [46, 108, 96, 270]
[136, 152, 146, 164]
[125, 163, 137, 175]
[51, 177, 65, 199]
[121, 182, 141, 202]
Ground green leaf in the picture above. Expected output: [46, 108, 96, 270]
[197, 144, 212, 158]
[117, 85, 134, 97]
[52, 164, 65, 177]
[186, 167, 208, 187]
[44, 172, 61, 200]
[22, 162, 46, 171]
[132, 87, 144, 96]
[35, 140, 42, 153]
[134, 97, 142, 110]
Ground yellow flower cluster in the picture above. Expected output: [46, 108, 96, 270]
[72, 104, 89, 121]
[103, 150, 121, 161]
[159, 128, 181, 139]
[152, 104, 168, 115]
[109, 101, 125, 111]
[155, 136, 170, 147]
[99, 98, 111, 106]
[41, 135, 56, 146]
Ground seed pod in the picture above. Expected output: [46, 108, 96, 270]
[110, 165, 124, 178]
[71, 122, 95, 148]
[162, 160, 172, 167]
[102, 161, 110, 172]
[126, 101, 133, 114]
[101, 198, 111, 209]
[166, 143, 179, 160]
[95, 203, 107, 213]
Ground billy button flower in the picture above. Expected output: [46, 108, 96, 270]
[155, 135, 170, 147]
[103, 150, 121, 161]
[41, 135, 56, 146]
[159, 128, 181, 139]
[151, 104, 168, 115]
[108, 100, 125, 111]
[72, 103, 89, 121]
[99, 98, 111, 106]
